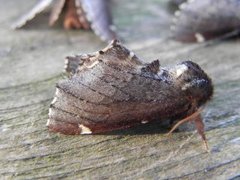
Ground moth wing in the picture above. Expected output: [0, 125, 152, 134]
[79, 0, 117, 41]
[48, 68, 188, 135]
[48, 41, 190, 135]
[64, 53, 97, 77]
[12, 0, 54, 29]
[64, 56, 82, 76]
[65, 40, 142, 76]
[49, 0, 66, 26]
[172, 0, 240, 42]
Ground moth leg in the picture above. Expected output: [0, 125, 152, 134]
[194, 114, 209, 151]
[166, 108, 202, 136]
[64, 0, 82, 29]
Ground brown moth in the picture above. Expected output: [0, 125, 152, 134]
[12, 0, 116, 42]
[47, 40, 213, 149]
[171, 0, 240, 42]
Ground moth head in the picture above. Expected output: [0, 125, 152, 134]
[173, 61, 214, 106]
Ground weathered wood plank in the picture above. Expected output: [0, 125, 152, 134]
[0, 0, 239, 179]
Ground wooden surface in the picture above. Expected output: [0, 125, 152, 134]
[0, 0, 240, 179]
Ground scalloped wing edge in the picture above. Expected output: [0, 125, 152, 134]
[64, 40, 142, 76]
[170, 0, 203, 42]
[11, 0, 54, 29]
[80, 0, 117, 42]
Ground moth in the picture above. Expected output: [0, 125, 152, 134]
[47, 40, 213, 149]
[12, 0, 116, 42]
[171, 0, 240, 42]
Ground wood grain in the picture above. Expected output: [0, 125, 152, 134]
[0, 0, 239, 179]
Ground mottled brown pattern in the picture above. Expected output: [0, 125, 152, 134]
[48, 40, 213, 148]
[2, 1, 240, 178]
